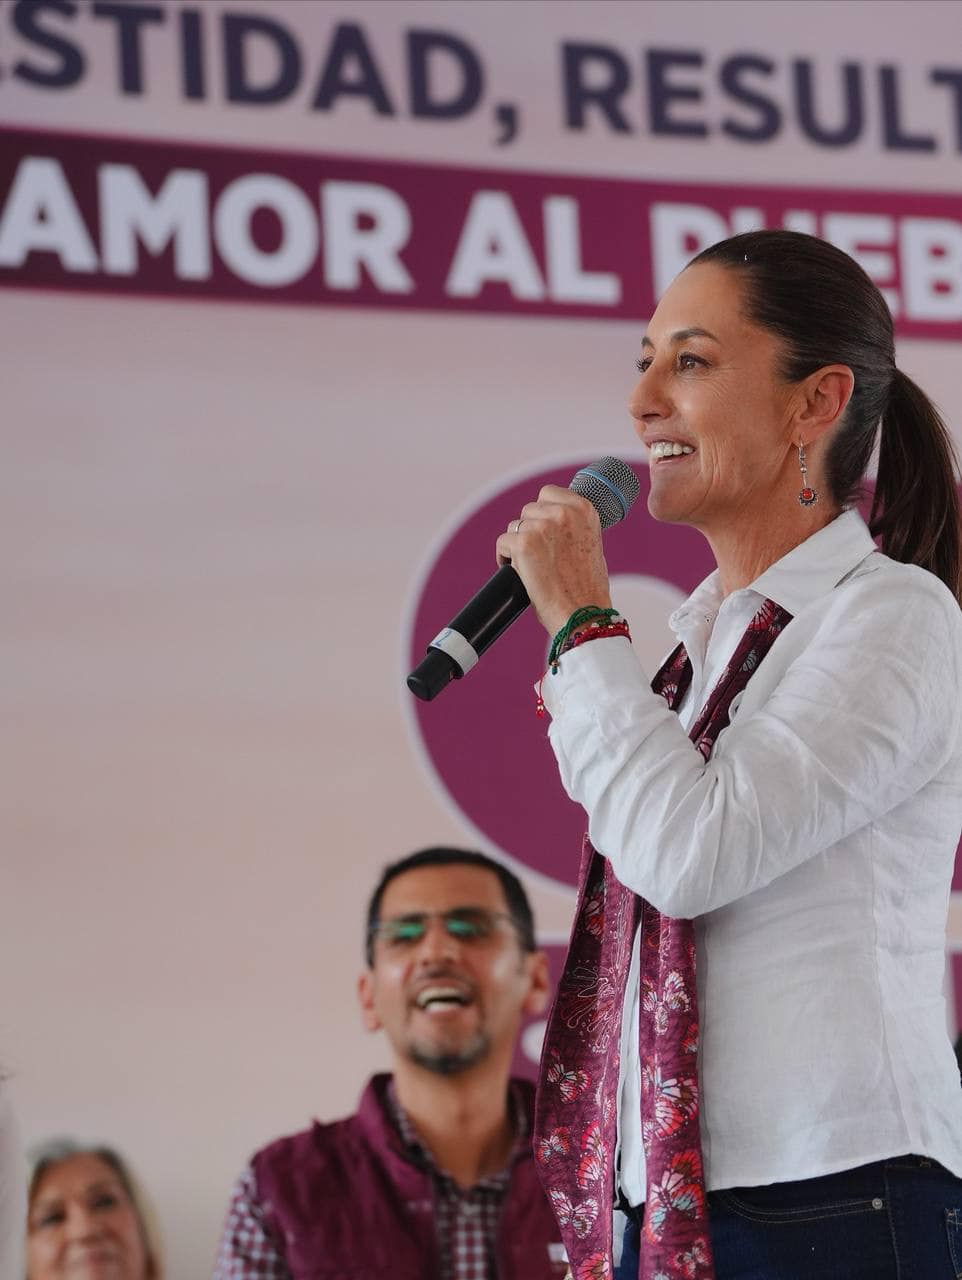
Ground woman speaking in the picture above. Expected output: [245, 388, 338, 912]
[496, 230, 962, 1280]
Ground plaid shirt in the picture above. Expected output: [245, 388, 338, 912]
[214, 1083, 528, 1280]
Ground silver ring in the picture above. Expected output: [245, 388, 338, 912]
[514, 518, 524, 534]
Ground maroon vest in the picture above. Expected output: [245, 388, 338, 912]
[252, 1073, 567, 1279]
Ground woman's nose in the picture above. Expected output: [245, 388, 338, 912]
[65, 1204, 103, 1240]
[628, 366, 670, 424]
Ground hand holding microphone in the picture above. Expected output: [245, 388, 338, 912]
[407, 458, 639, 701]
[495, 486, 613, 636]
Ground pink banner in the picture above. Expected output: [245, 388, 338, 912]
[2, 126, 962, 338]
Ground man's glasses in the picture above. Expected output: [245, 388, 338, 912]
[368, 907, 518, 950]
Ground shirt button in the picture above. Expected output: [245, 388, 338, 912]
[872, 1197, 884, 1210]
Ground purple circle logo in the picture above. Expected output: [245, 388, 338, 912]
[404, 456, 715, 888]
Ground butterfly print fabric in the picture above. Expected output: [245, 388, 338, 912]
[533, 598, 792, 1280]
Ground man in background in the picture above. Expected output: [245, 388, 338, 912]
[214, 846, 566, 1279]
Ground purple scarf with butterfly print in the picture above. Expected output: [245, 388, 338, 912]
[533, 598, 792, 1280]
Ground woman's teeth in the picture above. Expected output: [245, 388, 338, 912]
[649, 441, 694, 460]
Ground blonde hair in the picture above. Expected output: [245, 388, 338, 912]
[26, 1138, 163, 1279]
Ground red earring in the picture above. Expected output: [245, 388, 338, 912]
[798, 444, 818, 507]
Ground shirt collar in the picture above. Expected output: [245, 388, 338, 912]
[750, 508, 876, 616]
[672, 509, 876, 628]
[385, 1078, 527, 1187]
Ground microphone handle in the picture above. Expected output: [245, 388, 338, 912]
[407, 565, 530, 701]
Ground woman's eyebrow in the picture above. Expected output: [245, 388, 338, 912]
[640, 327, 721, 349]
[31, 1196, 62, 1213]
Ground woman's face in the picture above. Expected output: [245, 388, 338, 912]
[27, 1154, 150, 1280]
[629, 262, 799, 532]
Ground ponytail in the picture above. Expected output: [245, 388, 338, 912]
[870, 369, 962, 604]
[689, 231, 962, 602]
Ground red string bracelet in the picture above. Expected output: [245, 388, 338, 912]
[535, 619, 632, 717]
[564, 619, 631, 653]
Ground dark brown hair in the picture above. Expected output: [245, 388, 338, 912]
[691, 230, 961, 602]
[365, 846, 536, 966]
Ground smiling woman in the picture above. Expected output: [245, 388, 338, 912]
[630, 270, 860, 571]
[497, 229, 962, 1280]
[25, 1141, 162, 1280]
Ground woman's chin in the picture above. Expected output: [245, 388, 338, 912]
[647, 488, 694, 526]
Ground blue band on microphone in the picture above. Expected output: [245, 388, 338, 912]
[576, 467, 628, 521]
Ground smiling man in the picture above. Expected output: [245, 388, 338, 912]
[213, 847, 565, 1280]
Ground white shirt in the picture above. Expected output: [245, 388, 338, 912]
[541, 510, 962, 1195]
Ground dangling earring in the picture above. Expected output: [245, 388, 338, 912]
[797, 444, 818, 507]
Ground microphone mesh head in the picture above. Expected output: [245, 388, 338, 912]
[569, 457, 641, 529]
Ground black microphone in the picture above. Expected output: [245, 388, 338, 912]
[407, 457, 640, 702]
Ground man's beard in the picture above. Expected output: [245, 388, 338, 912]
[406, 1029, 491, 1076]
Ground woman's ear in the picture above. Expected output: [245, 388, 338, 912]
[794, 364, 855, 447]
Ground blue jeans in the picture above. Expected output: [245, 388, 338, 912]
[615, 1156, 962, 1279]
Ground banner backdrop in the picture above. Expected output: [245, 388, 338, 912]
[3, 2, 962, 1272]
[4, 129, 962, 335]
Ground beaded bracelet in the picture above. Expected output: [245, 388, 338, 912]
[547, 606, 619, 673]
[565, 619, 631, 653]
[536, 617, 632, 717]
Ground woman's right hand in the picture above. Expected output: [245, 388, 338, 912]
[495, 485, 613, 637]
